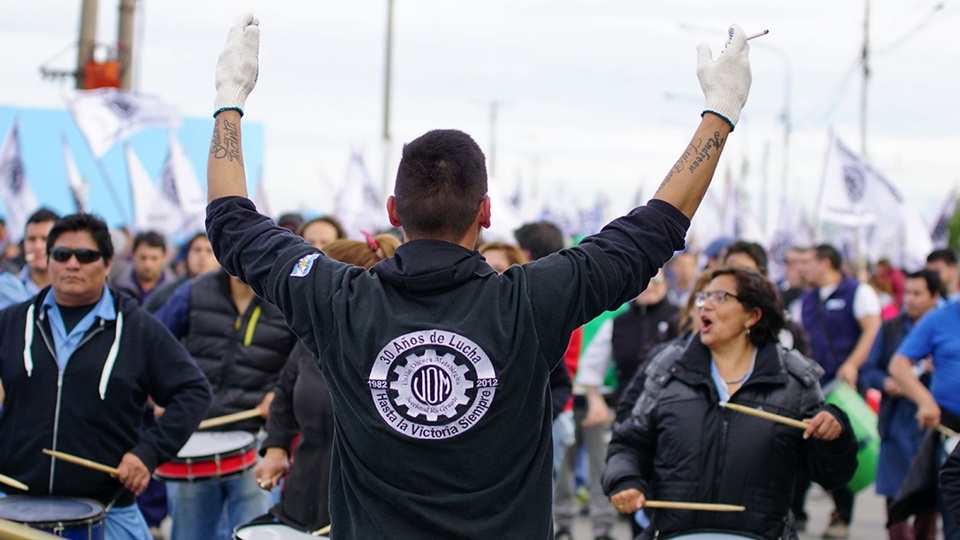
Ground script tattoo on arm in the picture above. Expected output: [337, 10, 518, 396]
[655, 130, 726, 195]
[209, 118, 244, 166]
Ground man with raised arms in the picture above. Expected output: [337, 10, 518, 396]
[204, 13, 752, 538]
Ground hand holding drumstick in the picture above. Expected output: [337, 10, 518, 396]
[721, 402, 843, 441]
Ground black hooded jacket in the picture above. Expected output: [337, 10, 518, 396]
[603, 337, 858, 539]
[207, 196, 688, 539]
[0, 287, 210, 507]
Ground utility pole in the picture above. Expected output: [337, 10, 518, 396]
[860, 0, 871, 156]
[117, 0, 137, 90]
[76, 0, 99, 89]
[381, 0, 395, 199]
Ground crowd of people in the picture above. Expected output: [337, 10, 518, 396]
[1, 13, 960, 540]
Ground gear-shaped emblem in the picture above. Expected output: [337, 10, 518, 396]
[391, 349, 474, 421]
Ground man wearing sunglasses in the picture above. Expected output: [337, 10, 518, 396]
[0, 213, 211, 540]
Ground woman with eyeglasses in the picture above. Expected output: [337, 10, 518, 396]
[602, 267, 858, 539]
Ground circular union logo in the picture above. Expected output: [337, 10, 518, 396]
[843, 165, 866, 202]
[368, 330, 498, 440]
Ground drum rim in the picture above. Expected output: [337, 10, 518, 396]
[233, 521, 321, 539]
[168, 431, 257, 461]
[0, 495, 106, 526]
[154, 447, 258, 482]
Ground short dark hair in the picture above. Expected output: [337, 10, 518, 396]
[514, 221, 564, 261]
[907, 269, 945, 298]
[47, 213, 114, 262]
[394, 129, 488, 240]
[27, 208, 60, 226]
[927, 248, 958, 266]
[277, 212, 305, 232]
[132, 231, 167, 253]
[709, 267, 785, 347]
[813, 243, 842, 271]
[300, 215, 346, 240]
[724, 240, 769, 276]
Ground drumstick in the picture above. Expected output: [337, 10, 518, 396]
[721, 402, 808, 430]
[312, 524, 331, 536]
[42, 449, 119, 476]
[198, 408, 262, 430]
[0, 518, 62, 540]
[938, 424, 960, 438]
[0, 472, 28, 491]
[643, 500, 745, 512]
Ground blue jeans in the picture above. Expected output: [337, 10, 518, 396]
[167, 466, 270, 540]
[105, 503, 154, 540]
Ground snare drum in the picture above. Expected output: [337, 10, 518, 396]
[669, 533, 753, 539]
[155, 431, 257, 482]
[233, 523, 327, 539]
[0, 496, 105, 540]
[824, 381, 880, 493]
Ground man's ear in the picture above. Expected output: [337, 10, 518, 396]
[478, 196, 491, 229]
[387, 196, 402, 227]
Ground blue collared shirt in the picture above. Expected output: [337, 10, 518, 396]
[41, 287, 117, 371]
[0, 271, 29, 310]
[18, 266, 41, 296]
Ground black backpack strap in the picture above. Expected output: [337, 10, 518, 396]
[632, 341, 685, 416]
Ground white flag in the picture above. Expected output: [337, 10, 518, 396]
[159, 136, 206, 236]
[125, 145, 182, 240]
[817, 134, 931, 269]
[61, 134, 90, 213]
[67, 89, 181, 158]
[253, 167, 272, 218]
[334, 152, 390, 239]
[930, 186, 957, 249]
[0, 119, 40, 242]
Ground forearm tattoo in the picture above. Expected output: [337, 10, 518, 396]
[657, 130, 725, 193]
[210, 118, 243, 165]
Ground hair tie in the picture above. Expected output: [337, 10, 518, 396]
[361, 230, 378, 251]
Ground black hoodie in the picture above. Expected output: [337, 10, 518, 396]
[0, 286, 211, 507]
[207, 196, 688, 539]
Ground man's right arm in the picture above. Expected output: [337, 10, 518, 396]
[889, 313, 940, 428]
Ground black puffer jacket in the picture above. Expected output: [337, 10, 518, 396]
[603, 337, 858, 540]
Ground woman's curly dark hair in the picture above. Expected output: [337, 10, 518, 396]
[709, 267, 784, 347]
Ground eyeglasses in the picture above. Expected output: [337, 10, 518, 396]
[694, 290, 740, 308]
[49, 247, 103, 264]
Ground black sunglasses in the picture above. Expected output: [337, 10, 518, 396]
[49, 246, 104, 264]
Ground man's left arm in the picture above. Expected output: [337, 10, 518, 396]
[131, 316, 212, 475]
[836, 284, 882, 387]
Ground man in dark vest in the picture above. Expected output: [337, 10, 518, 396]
[154, 270, 297, 540]
[793, 243, 882, 539]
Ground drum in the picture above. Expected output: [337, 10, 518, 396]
[0, 496, 105, 540]
[155, 431, 257, 482]
[669, 533, 753, 539]
[233, 523, 327, 539]
[824, 380, 880, 493]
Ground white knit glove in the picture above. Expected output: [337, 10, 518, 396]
[696, 24, 752, 131]
[214, 13, 260, 117]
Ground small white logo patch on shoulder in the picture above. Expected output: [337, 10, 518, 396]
[291, 253, 320, 278]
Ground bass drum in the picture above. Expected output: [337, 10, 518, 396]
[824, 380, 880, 493]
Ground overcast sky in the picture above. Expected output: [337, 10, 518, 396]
[1, 0, 957, 233]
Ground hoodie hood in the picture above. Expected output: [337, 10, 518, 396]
[372, 239, 496, 293]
